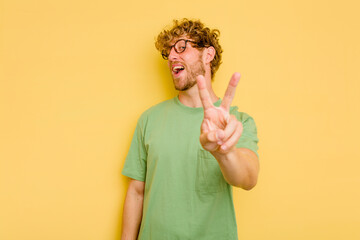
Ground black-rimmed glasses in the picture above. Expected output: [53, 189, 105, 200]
[161, 39, 200, 60]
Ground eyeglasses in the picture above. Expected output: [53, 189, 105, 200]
[161, 39, 201, 60]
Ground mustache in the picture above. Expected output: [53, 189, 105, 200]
[169, 61, 186, 66]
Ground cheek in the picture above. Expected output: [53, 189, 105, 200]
[202, 53, 208, 63]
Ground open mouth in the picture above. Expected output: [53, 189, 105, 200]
[172, 65, 185, 75]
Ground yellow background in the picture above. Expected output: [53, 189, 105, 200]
[1, 0, 359, 239]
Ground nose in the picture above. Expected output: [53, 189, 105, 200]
[168, 47, 180, 61]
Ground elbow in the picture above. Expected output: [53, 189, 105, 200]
[233, 175, 258, 191]
[241, 180, 257, 191]
[235, 180, 257, 191]
[232, 148, 260, 191]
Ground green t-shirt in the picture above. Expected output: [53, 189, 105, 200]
[122, 96, 259, 240]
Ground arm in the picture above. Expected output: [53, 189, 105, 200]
[212, 147, 259, 190]
[196, 73, 259, 190]
[121, 179, 145, 240]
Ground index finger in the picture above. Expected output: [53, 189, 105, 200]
[220, 72, 240, 111]
[196, 75, 213, 110]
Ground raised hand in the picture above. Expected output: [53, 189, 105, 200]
[196, 73, 243, 154]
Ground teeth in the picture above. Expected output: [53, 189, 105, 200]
[173, 66, 184, 71]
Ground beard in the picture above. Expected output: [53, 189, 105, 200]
[172, 57, 206, 91]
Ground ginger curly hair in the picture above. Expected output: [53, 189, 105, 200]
[155, 18, 223, 78]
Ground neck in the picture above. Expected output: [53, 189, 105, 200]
[178, 74, 219, 108]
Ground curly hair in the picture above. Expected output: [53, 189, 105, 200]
[155, 18, 223, 78]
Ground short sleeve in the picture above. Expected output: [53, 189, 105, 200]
[231, 109, 259, 159]
[121, 116, 147, 182]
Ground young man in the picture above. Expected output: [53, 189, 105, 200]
[121, 19, 259, 240]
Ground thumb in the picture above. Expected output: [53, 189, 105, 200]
[200, 130, 224, 145]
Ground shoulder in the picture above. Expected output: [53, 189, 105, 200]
[137, 97, 176, 125]
[229, 105, 255, 123]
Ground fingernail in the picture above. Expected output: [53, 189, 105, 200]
[221, 145, 227, 150]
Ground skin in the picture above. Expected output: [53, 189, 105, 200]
[167, 40, 205, 92]
[197, 73, 259, 190]
[168, 36, 260, 190]
[121, 35, 260, 240]
[121, 179, 144, 240]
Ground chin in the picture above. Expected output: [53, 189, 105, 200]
[174, 81, 196, 91]
[172, 78, 184, 89]
[174, 84, 187, 91]
[173, 81, 186, 91]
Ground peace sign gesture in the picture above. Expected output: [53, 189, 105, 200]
[197, 73, 243, 154]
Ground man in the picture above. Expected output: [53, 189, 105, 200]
[121, 19, 259, 240]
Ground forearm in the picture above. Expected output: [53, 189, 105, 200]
[212, 147, 259, 190]
[121, 189, 144, 240]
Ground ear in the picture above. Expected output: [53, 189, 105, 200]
[204, 46, 216, 64]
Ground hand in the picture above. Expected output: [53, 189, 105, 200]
[196, 73, 243, 154]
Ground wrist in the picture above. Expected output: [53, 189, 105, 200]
[210, 146, 237, 162]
